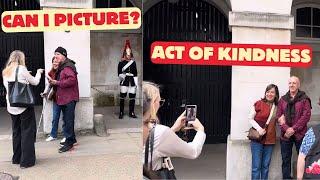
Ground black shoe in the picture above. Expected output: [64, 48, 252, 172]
[119, 112, 124, 119]
[129, 112, 137, 118]
[60, 140, 77, 147]
[12, 161, 19, 165]
[59, 144, 74, 153]
[20, 163, 35, 169]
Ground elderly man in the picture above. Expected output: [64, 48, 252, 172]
[277, 76, 311, 179]
[48, 47, 79, 153]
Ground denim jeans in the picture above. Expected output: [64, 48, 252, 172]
[50, 102, 63, 138]
[60, 101, 77, 145]
[280, 137, 302, 179]
[251, 141, 274, 180]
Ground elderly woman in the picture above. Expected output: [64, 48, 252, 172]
[143, 81, 206, 178]
[2, 50, 44, 168]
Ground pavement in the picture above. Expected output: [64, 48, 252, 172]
[0, 133, 142, 180]
[94, 106, 142, 133]
[173, 144, 226, 180]
[0, 106, 142, 180]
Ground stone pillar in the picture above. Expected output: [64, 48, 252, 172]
[226, 1, 293, 179]
[41, 0, 94, 134]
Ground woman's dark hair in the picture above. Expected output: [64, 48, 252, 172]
[262, 84, 279, 105]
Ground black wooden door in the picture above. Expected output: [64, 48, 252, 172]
[0, 0, 44, 107]
[144, 0, 231, 143]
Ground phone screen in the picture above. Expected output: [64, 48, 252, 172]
[186, 105, 197, 122]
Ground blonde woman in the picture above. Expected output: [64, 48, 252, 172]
[2, 50, 44, 168]
[143, 81, 206, 178]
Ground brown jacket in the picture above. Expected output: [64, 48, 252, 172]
[252, 100, 277, 144]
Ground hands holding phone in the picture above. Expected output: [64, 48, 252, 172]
[186, 119, 204, 132]
[171, 110, 204, 133]
[171, 111, 187, 132]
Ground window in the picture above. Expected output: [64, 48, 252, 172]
[296, 7, 320, 38]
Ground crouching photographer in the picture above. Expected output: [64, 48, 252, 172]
[142, 81, 206, 179]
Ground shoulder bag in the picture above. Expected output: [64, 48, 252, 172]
[8, 66, 35, 107]
[143, 126, 177, 180]
[247, 103, 275, 141]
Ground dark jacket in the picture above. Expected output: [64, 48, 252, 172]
[276, 91, 311, 141]
[54, 59, 79, 105]
[117, 59, 137, 86]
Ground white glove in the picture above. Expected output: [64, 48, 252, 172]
[133, 77, 138, 88]
[119, 74, 125, 81]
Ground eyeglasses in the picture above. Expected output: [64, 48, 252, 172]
[160, 99, 165, 107]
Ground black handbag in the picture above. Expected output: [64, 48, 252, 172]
[143, 126, 177, 180]
[8, 66, 35, 107]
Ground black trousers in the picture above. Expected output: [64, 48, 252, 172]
[11, 107, 36, 167]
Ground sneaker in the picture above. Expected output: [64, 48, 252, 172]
[60, 140, 77, 147]
[58, 144, 73, 153]
[60, 137, 66, 143]
[46, 136, 57, 142]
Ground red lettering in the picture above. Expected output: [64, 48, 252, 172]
[93, 12, 105, 25]
[74, 13, 82, 26]
[12, 15, 25, 27]
[44, 14, 49, 26]
[119, 12, 129, 24]
[2, 15, 12, 27]
[67, 13, 73, 26]
[82, 13, 92, 26]
[55, 14, 66, 26]
[25, 14, 38, 27]
[106, 12, 119, 24]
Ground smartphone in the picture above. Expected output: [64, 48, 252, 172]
[46, 74, 52, 81]
[186, 105, 197, 122]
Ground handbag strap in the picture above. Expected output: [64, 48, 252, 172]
[144, 125, 155, 170]
[144, 129, 150, 167]
[265, 103, 275, 126]
[15, 66, 19, 82]
[149, 126, 155, 170]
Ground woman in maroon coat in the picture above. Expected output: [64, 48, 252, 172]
[249, 84, 279, 180]
[42, 57, 66, 143]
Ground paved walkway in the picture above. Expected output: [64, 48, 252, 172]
[0, 133, 142, 180]
[0, 105, 142, 180]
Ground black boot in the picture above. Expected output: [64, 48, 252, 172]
[119, 93, 126, 119]
[129, 93, 137, 118]
[119, 112, 124, 119]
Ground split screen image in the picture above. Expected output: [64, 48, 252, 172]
[1, 0, 320, 180]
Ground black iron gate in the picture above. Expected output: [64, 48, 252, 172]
[0, 0, 44, 107]
[143, 0, 231, 143]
